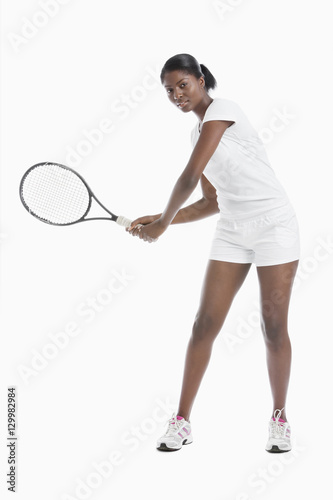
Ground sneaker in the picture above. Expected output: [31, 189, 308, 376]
[265, 408, 292, 453]
[156, 412, 193, 452]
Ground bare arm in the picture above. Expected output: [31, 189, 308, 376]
[159, 119, 234, 228]
[127, 119, 233, 241]
[170, 174, 219, 223]
[139, 175, 218, 226]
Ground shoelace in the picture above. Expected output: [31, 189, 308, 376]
[164, 412, 183, 435]
[270, 407, 286, 438]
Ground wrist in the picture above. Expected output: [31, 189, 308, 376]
[158, 215, 171, 229]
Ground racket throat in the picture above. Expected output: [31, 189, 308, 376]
[85, 197, 117, 222]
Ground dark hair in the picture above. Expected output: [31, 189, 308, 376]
[160, 53, 217, 92]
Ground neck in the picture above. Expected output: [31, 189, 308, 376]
[193, 94, 214, 122]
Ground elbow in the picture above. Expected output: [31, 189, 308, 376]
[205, 196, 219, 214]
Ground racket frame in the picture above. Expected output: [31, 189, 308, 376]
[19, 162, 122, 226]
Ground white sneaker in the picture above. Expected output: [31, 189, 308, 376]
[265, 408, 292, 453]
[156, 412, 193, 452]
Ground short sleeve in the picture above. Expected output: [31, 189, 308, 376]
[190, 126, 195, 144]
[191, 124, 199, 147]
[202, 98, 239, 125]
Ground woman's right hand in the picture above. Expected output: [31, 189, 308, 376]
[126, 213, 161, 237]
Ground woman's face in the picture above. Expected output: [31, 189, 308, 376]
[162, 70, 206, 113]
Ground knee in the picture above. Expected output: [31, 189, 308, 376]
[191, 312, 221, 343]
[261, 317, 288, 348]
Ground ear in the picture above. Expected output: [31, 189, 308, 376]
[199, 76, 205, 88]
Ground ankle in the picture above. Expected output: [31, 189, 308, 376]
[177, 411, 190, 422]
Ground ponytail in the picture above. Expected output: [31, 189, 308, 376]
[200, 63, 217, 92]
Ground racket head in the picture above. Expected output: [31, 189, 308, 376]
[19, 162, 92, 226]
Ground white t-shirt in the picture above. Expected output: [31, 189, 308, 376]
[191, 98, 291, 219]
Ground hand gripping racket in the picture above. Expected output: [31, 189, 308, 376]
[19, 162, 132, 228]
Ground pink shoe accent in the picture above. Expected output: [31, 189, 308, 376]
[272, 417, 286, 423]
[170, 415, 184, 425]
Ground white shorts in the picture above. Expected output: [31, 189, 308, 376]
[209, 202, 301, 267]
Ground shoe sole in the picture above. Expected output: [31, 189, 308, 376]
[266, 445, 291, 453]
[157, 439, 193, 452]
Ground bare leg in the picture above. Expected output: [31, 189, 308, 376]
[177, 260, 252, 421]
[256, 260, 299, 422]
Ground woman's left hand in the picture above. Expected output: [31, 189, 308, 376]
[128, 218, 167, 243]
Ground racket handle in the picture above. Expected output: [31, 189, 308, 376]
[116, 215, 132, 228]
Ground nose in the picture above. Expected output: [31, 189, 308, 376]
[173, 88, 183, 100]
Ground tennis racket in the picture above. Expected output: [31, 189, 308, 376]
[19, 162, 132, 228]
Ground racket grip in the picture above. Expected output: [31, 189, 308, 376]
[116, 215, 132, 228]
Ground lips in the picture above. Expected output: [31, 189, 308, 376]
[177, 100, 189, 109]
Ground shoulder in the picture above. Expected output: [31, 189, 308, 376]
[203, 98, 242, 124]
[208, 97, 241, 113]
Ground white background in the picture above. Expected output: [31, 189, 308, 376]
[1, 0, 332, 499]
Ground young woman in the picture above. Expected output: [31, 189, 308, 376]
[126, 54, 300, 453]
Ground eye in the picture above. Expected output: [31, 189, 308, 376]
[180, 83, 187, 88]
[166, 88, 173, 94]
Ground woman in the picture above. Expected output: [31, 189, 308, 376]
[126, 54, 300, 453]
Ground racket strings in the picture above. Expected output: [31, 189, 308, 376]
[21, 164, 90, 224]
